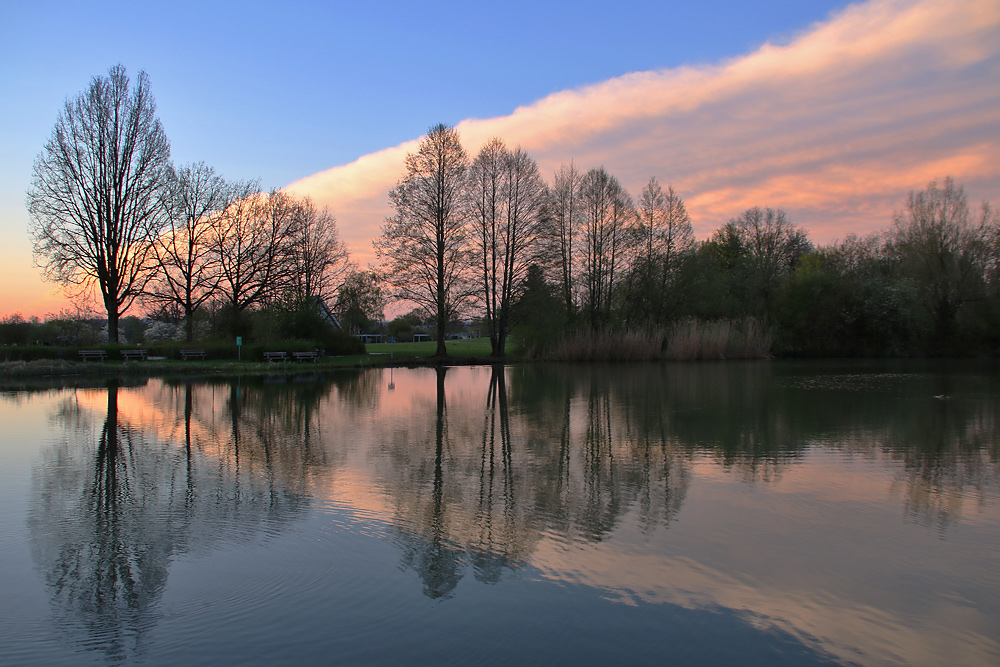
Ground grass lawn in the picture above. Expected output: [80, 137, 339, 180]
[0, 337, 501, 382]
[365, 337, 493, 359]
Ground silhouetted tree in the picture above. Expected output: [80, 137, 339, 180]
[624, 178, 694, 325]
[211, 189, 297, 316]
[27, 65, 171, 342]
[889, 177, 998, 351]
[543, 162, 582, 317]
[335, 270, 385, 334]
[579, 168, 633, 328]
[146, 163, 256, 341]
[288, 196, 353, 304]
[709, 206, 811, 318]
[375, 124, 473, 357]
[510, 264, 567, 357]
[467, 139, 546, 356]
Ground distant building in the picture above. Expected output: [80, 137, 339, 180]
[314, 296, 342, 329]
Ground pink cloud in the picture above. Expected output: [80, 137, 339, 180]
[287, 0, 1000, 267]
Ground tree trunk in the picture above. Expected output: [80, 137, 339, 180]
[106, 306, 120, 343]
[185, 305, 195, 342]
[435, 317, 448, 357]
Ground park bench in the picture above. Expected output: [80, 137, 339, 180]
[263, 351, 287, 363]
[292, 351, 319, 363]
[120, 349, 148, 361]
[180, 349, 206, 360]
[78, 349, 107, 362]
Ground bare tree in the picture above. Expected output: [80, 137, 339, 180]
[146, 163, 256, 341]
[711, 206, 811, 316]
[544, 163, 582, 315]
[375, 124, 472, 357]
[27, 65, 171, 342]
[635, 179, 693, 272]
[335, 270, 385, 334]
[890, 177, 998, 344]
[626, 178, 694, 324]
[579, 167, 633, 328]
[467, 139, 546, 356]
[211, 188, 297, 316]
[288, 197, 353, 305]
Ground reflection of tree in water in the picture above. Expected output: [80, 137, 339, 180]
[395, 368, 463, 598]
[831, 391, 1000, 531]
[764, 362, 1000, 529]
[28, 378, 315, 661]
[388, 367, 539, 598]
[513, 363, 792, 489]
[505, 362, 1000, 534]
[383, 365, 693, 598]
[151, 373, 367, 498]
[470, 367, 520, 584]
[30, 382, 166, 660]
[513, 365, 692, 539]
[893, 393, 999, 529]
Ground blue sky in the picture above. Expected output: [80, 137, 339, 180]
[2, 0, 998, 316]
[1, 0, 847, 186]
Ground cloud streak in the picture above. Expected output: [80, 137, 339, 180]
[287, 0, 1000, 265]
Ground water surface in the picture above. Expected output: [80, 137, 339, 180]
[1, 361, 998, 665]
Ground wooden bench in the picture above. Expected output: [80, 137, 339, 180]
[78, 349, 107, 362]
[180, 349, 206, 360]
[292, 351, 319, 362]
[120, 349, 148, 361]
[263, 351, 287, 363]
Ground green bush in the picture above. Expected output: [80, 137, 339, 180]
[510, 264, 568, 358]
[387, 317, 414, 342]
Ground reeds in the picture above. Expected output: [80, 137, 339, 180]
[663, 317, 772, 360]
[548, 328, 663, 362]
[546, 317, 772, 362]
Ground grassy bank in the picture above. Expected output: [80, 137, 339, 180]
[0, 325, 776, 381]
[364, 337, 492, 359]
[0, 338, 498, 380]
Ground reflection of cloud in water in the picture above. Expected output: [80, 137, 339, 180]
[19, 364, 999, 661]
[530, 451, 1000, 667]
[531, 546, 1000, 667]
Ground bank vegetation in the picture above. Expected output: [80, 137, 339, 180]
[13, 67, 1000, 363]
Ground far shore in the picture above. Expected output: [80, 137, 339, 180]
[0, 354, 505, 383]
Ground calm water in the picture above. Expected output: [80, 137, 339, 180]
[1, 361, 998, 666]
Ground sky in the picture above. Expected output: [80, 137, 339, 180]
[1, 0, 998, 318]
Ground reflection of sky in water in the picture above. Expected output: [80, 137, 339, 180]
[533, 449, 1000, 665]
[1, 363, 998, 665]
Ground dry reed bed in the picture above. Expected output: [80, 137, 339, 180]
[549, 318, 772, 362]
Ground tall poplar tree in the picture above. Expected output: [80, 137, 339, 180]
[375, 124, 472, 357]
[467, 139, 546, 356]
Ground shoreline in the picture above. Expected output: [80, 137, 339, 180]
[0, 354, 510, 385]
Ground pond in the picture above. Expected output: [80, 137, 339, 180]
[1, 361, 998, 665]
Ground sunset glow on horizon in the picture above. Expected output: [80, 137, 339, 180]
[2, 0, 998, 317]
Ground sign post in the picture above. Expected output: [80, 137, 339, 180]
[236, 336, 242, 361]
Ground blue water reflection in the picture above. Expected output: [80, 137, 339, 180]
[0, 361, 997, 665]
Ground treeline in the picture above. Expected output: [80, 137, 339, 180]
[23, 65, 375, 352]
[375, 124, 1000, 358]
[17, 66, 1000, 358]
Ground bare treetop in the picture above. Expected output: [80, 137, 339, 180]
[27, 64, 171, 342]
[376, 124, 473, 357]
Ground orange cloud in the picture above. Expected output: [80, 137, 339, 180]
[287, 0, 1000, 266]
